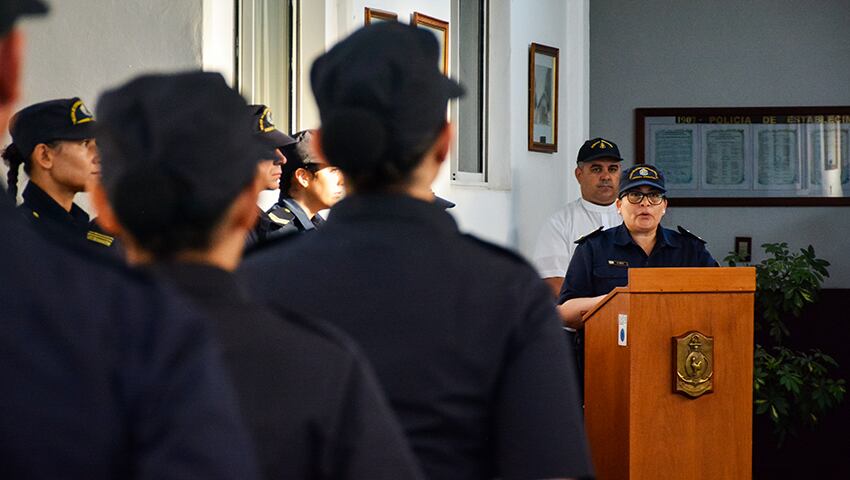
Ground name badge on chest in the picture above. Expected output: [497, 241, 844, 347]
[608, 260, 629, 267]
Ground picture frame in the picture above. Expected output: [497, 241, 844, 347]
[528, 43, 559, 153]
[364, 7, 398, 25]
[635, 107, 850, 206]
[412, 12, 449, 74]
[734, 236, 752, 263]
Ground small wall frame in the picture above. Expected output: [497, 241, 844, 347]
[528, 43, 559, 153]
[412, 12, 449, 74]
[364, 7, 398, 25]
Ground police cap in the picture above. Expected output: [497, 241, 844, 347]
[10, 98, 96, 159]
[249, 104, 295, 151]
[96, 71, 267, 228]
[618, 164, 667, 195]
[310, 22, 464, 171]
[280, 129, 321, 179]
[577, 137, 623, 164]
[0, 0, 47, 36]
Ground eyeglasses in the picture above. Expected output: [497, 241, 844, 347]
[622, 191, 665, 205]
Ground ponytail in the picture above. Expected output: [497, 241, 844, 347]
[1, 143, 26, 201]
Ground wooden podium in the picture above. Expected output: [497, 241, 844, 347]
[582, 267, 755, 479]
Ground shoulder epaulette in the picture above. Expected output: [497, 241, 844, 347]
[677, 225, 706, 243]
[574, 226, 604, 244]
[267, 207, 294, 226]
[86, 230, 115, 247]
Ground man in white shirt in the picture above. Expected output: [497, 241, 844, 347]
[532, 137, 624, 297]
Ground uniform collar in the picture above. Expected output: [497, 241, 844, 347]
[280, 197, 316, 231]
[21, 182, 90, 230]
[613, 223, 680, 249]
[151, 262, 251, 304]
[328, 192, 459, 235]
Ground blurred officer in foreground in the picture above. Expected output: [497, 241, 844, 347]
[241, 22, 593, 480]
[266, 129, 344, 233]
[2, 97, 121, 253]
[90, 71, 424, 480]
[244, 104, 295, 249]
[0, 3, 260, 479]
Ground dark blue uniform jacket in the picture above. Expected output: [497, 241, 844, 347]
[241, 193, 593, 480]
[0, 198, 259, 480]
[559, 223, 718, 303]
[154, 263, 424, 480]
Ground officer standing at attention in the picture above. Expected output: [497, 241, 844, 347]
[0, 2, 260, 478]
[558, 164, 718, 328]
[266, 129, 344, 234]
[241, 22, 593, 480]
[2, 97, 119, 251]
[532, 137, 623, 297]
[90, 71, 424, 480]
[244, 104, 296, 249]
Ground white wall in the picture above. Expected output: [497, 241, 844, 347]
[590, 0, 850, 287]
[5, 0, 205, 211]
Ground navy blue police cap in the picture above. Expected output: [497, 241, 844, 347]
[577, 137, 623, 164]
[0, 0, 47, 36]
[618, 164, 666, 196]
[249, 104, 295, 152]
[280, 129, 321, 180]
[96, 71, 268, 218]
[310, 22, 464, 156]
[9, 97, 96, 159]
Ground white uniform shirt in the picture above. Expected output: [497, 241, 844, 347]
[532, 198, 621, 279]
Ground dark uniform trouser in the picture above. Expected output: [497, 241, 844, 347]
[565, 329, 585, 402]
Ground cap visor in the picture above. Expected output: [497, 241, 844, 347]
[433, 194, 455, 209]
[441, 76, 465, 100]
[619, 180, 666, 195]
[56, 121, 97, 141]
[265, 129, 296, 148]
[580, 151, 623, 163]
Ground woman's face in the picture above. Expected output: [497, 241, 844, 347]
[48, 138, 100, 193]
[616, 185, 667, 234]
[305, 163, 345, 209]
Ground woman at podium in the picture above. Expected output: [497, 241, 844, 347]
[556, 164, 717, 330]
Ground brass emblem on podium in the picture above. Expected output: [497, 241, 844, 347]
[673, 331, 714, 398]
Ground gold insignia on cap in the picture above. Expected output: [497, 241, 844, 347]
[259, 107, 276, 133]
[591, 139, 614, 149]
[70, 100, 94, 125]
[630, 165, 659, 180]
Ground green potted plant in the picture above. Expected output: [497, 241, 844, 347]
[726, 242, 845, 445]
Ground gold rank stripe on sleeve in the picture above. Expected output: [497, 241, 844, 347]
[267, 212, 291, 225]
[86, 231, 115, 247]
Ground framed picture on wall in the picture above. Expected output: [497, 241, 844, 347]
[528, 43, 559, 153]
[635, 106, 850, 206]
[364, 7, 398, 25]
[412, 12, 449, 75]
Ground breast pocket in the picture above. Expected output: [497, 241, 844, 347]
[592, 264, 629, 294]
